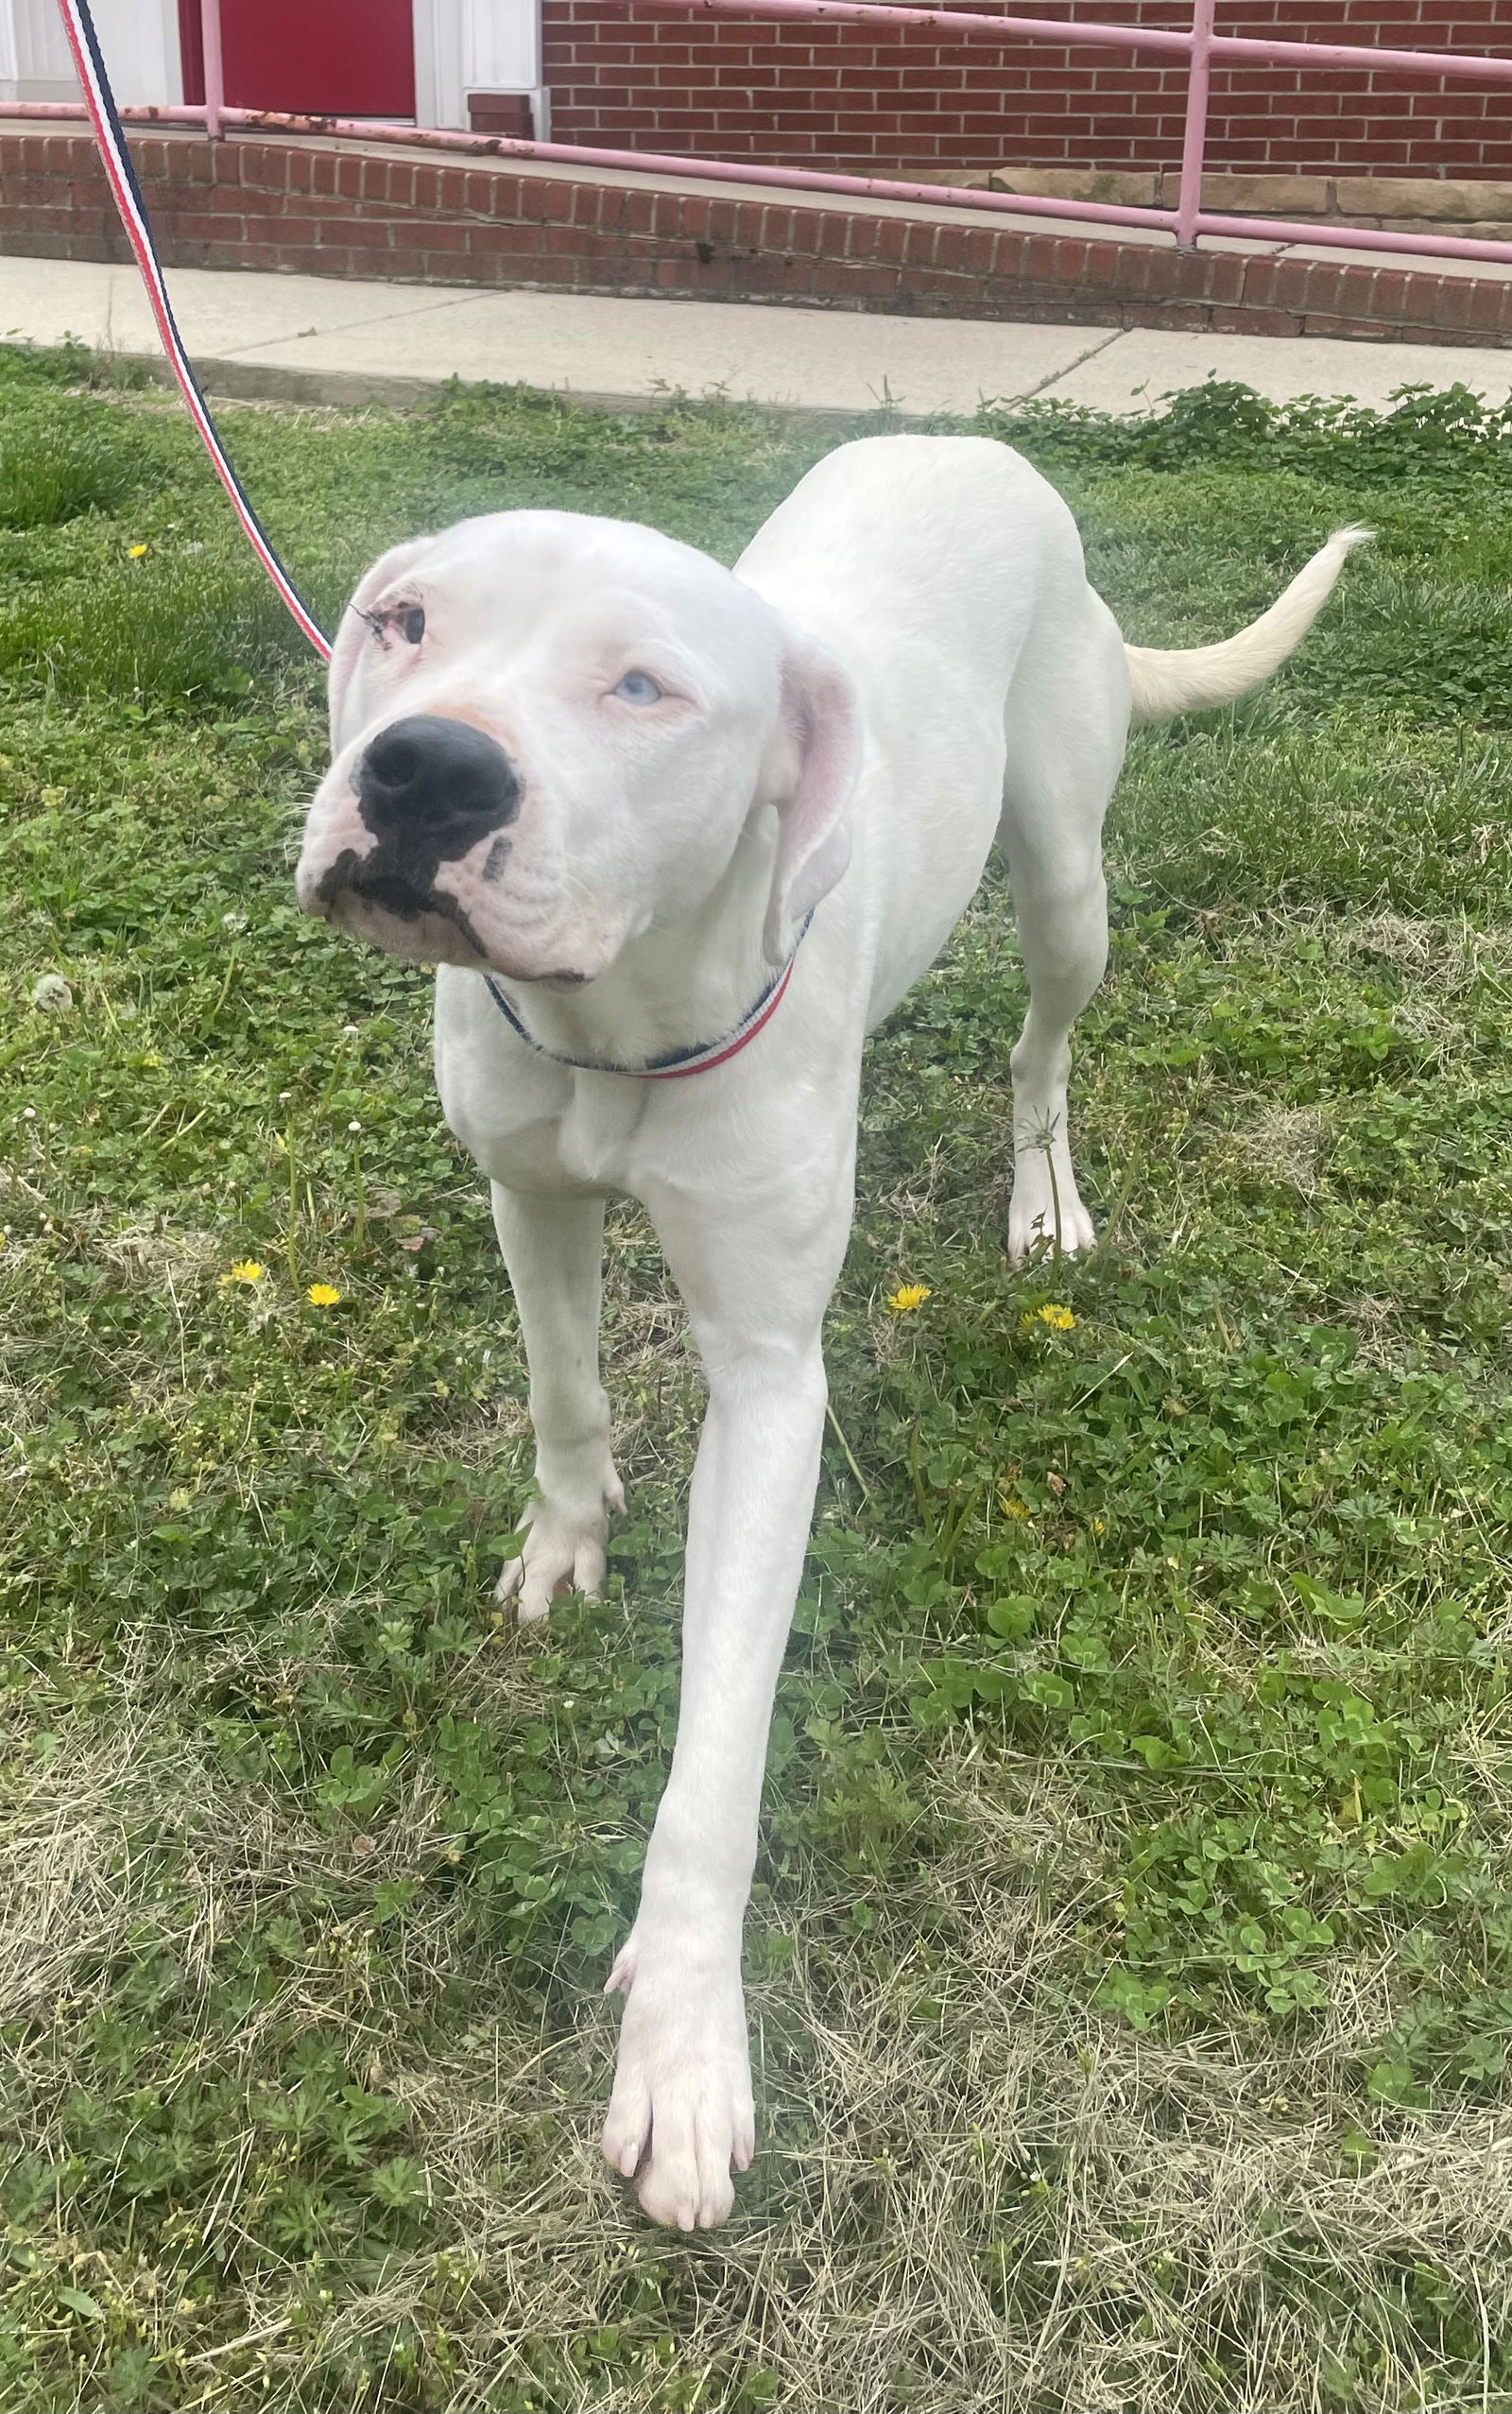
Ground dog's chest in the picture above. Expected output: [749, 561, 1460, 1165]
[435, 1040, 659, 1206]
[512, 1080, 656, 1197]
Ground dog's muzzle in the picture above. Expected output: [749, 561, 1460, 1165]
[308, 716, 524, 959]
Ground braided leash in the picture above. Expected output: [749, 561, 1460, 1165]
[56, 0, 331, 658]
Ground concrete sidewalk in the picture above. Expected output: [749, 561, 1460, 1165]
[7, 252, 1512, 418]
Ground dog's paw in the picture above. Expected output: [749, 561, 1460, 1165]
[496, 1474, 625, 1624]
[600, 1940, 754, 2231]
[1006, 1156, 1096, 1266]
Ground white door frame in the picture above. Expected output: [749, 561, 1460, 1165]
[0, 0, 180, 102]
[414, 0, 547, 135]
[0, 0, 75, 101]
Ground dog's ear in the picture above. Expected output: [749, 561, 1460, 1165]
[327, 538, 431, 754]
[763, 629, 862, 962]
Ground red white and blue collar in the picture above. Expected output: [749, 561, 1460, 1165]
[483, 915, 812, 1080]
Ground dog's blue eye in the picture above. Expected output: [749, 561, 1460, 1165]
[613, 670, 662, 704]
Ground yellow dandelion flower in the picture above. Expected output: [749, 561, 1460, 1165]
[1022, 1302, 1076, 1333]
[221, 1259, 266, 1286]
[999, 1493, 1031, 1521]
[128, 543, 149, 559]
[306, 1282, 341, 1306]
[885, 1283, 933, 1315]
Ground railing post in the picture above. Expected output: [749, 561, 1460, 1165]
[1176, 0, 1214, 248]
[199, 0, 224, 142]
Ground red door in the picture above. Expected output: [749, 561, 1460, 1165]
[178, 0, 416, 117]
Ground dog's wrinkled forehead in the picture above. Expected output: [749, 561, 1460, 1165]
[372, 509, 780, 695]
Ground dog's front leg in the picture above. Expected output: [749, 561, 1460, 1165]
[490, 1184, 624, 1623]
[602, 1154, 852, 2230]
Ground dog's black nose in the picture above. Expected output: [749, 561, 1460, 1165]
[356, 716, 522, 852]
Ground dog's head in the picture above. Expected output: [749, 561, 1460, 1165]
[295, 510, 859, 985]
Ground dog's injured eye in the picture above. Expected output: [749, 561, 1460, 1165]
[361, 603, 426, 646]
[611, 669, 663, 704]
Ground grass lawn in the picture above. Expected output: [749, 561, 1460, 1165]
[4, 344, 1512, 2413]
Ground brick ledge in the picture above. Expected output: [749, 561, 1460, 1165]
[3, 127, 1510, 351]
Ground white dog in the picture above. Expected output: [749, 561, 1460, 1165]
[296, 435, 1362, 2229]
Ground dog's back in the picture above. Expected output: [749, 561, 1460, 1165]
[736, 433, 1092, 698]
[737, 435, 1122, 1020]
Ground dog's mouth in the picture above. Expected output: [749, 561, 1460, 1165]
[312, 851, 489, 967]
[312, 863, 596, 989]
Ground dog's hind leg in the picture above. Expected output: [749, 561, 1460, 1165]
[491, 1185, 624, 1623]
[997, 630, 1125, 1264]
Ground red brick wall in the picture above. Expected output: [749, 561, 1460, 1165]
[6, 128, 1512, 351]
[541, 0, 1512, 178]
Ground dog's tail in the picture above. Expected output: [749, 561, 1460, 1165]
[1124, 526, 1372, 724]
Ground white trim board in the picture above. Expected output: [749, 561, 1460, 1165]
[415, 0, 542, 126]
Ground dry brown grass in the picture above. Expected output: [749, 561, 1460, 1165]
[7, 1698, 1511, 2413]
[1228, 1104, 1331, 1200]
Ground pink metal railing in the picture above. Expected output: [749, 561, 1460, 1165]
[1177, 0, 1216, 250]
[199, 0, 224, 142]
[17, 0, 1512, 267]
